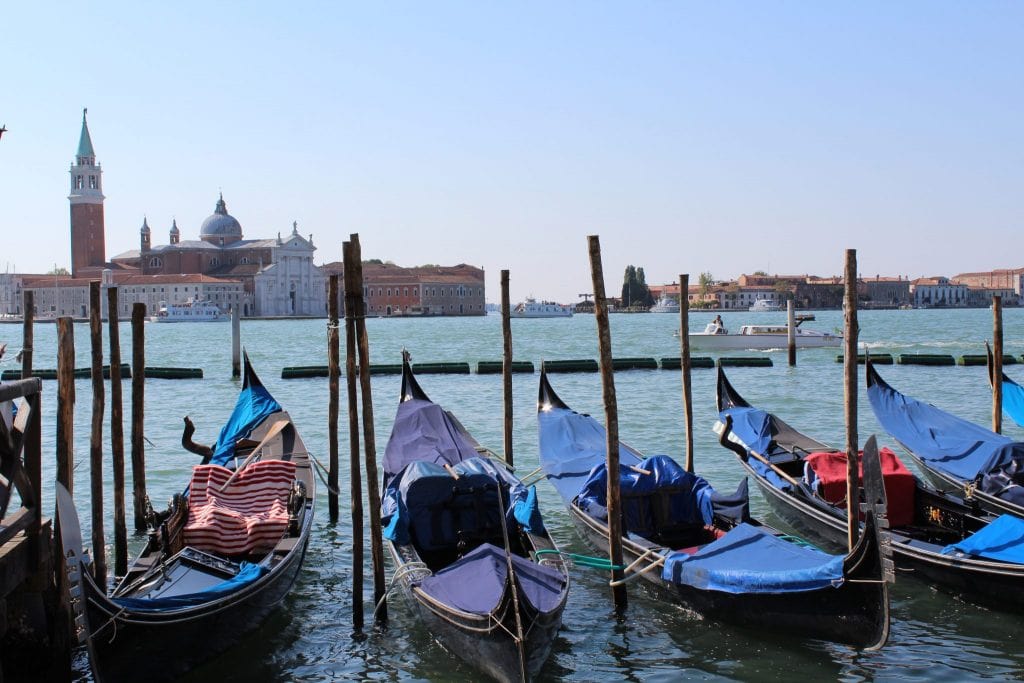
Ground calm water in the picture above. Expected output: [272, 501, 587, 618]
[5, 307, 1024, 681]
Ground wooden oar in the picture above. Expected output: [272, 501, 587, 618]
[746, 448, 804, 490]
[218, 419, 289, 491]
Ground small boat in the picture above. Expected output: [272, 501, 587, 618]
[649, 292, 680, 314]
[538, 369, 890, 649]
[57, 355, 315, 681]
[867, 361, 1024, 520]
[718, 365, 1024, 611]
[149, 297, 227, 322]
[380, 360, 569, 682]
[688, 319, 841, 350]
[749, 298, 783, 312]
[509, 297, 573, 318]
[987, 344, 1024, 428]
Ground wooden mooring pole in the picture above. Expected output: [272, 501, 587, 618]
[328, 275, 341, 524]
[231, 303, 241, 379]
[108, 286, 128, 576]
[678, 275, 694, 473]
[22, 291, 42, 565]
[588, 235, 627, 612]
[351, 234, 387, 623]
[21, 290, 33, 379]
[993, 295, 1003, 434]
[131, 302, 148, 531]
[89, 282, 107, 585]
[56, 316, 75, 494]
[342, 242, 364, 629]
[501, 269, 514, 466]
[787, 299, 796, 367]
[843, 249, 859, 550]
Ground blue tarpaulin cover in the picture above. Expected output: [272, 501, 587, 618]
[1002, 375, 1024, 429]
[209, 380, 283, 467]
[382, 398, 480, 482]
[112, 561, 268, 611]
[718, 406, 794, 491]
[416, 543, 566, 615]
[662, 523, 845, 594]
[942, 514, 1024, 564]
[867, 368, 1024, 482]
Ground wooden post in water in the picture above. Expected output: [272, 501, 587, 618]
[993, 295, 1003, 434]
[787, 299, 797, 367]
[843, 249, 860, 550]
[328, 275, 341, 524]
[588, 235, 627, 611]
[107, 286, 128, 577]
[56, 317, 75, 494]
[22, 292, 41, 566]
[351, 234, 387, 623]
[231, 303, 241, 379]
[89, 282, 107, 585]
[501, 269, 514, 466]
[342, 243, 364, 629]
[677, 275, 694, 473]
[21, 291, 33, 379]
[131, 302, 148, 531]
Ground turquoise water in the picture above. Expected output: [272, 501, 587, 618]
[5, 307, 1024, 681]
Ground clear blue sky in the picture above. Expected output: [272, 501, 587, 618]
[2, 2, 1021, 303]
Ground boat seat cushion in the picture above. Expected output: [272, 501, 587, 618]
[184, 460, 296, 556]
[804, 448, 914, 527]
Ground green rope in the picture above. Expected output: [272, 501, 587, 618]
[535, 549, 626, 571]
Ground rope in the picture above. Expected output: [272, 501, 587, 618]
[534, 549, 625, 571]
[374, 561, 430, 619]
[307, 450, 343, 497]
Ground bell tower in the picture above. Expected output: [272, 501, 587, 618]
[69, 108, 106, 278]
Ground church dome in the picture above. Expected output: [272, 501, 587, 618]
[200, 193, 242, 239]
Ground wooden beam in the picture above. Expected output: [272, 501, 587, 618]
[843, 249, 859, 550]
[89, 281, 107, 585]
[56, 317, 75, 495]
[678, 274, 694, 473]
[131, 303, 147, 531]
[342, 244, 364, 629]
[107, 286, 128, 577]
[993, 295, 1003, 434]
[501, 269, 514, 466]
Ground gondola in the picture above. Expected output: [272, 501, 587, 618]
[867, 360, 1024, 520]
[718, 364, 1024, 610]
[380, 360, 569, 683]
[987, 343, 1024, 428]
[57, 355, 315, 681]
[538, 369, 890, 650]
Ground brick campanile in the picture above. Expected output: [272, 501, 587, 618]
[69, 108, 106, 278]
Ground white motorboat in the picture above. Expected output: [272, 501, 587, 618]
[149, 298, 227, 323]
[649, 293, 680, 314]
[749, 298, 783, 312]
[510, 298, 573, 318]
[688, 320, 841, 350]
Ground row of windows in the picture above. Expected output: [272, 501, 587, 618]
[362, 286, 484, 298]
[73, 175, 99, 190]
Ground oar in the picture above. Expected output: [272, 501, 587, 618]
[717, 414, 803, 490]
[218, 419, 289, 491]
[495, 482, 527, 683]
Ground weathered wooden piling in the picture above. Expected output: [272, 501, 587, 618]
[21, 291, 33, 379]
[56, 317, 75, 494]
[993, 295, 1003, 434]
[678, 274, 694, 473]
[328, 275, 341, 525]
[501, 270, 514, 466]
[342, 241, 364, 629]
[787, 299, 796, 367]
[587, 235, 627, 611]
[89, 282, 107, 584]
[231, 303, 241, 379]
[21, 292, 41, 561]
[844, 249, 859, 550]
[131, 302, 148, 531]
[107, 287, 128, 576]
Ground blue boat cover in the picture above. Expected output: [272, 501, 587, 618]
[382, 398, 480, 482]
[867, 369, 1024, 483]
[112, 561, 268, 611]
[381, 456, 544, 549]
[718, 406, 794, 491]
[209, 380, 283, 467]
[662, 523, 845, 594]
[1002, 375, 1024, 428]
[942, 514, 1024, 565]
[577, 455, 715, 533]
[416, 543, 566, 615]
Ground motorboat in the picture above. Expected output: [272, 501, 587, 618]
[149, 298, 227, 323]
[649, 292, 680, 314]
[688, 319, 841, 350]
[749, 298, 783, 312]
[509, 298, 573, 318]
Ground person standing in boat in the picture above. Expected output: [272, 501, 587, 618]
[713, 315, 725, 334]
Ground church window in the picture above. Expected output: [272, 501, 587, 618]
[387, 288, 391, 296]
[413, 288, 418, 296]
[404, 288, 408, 297]
[75, 175, 84, 189]
[88, 176, 97, 189]
[149, 257, 163, 268]
[240, 257, 249, 265]
[210, 257, 220, 267]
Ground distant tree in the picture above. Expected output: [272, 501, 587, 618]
[47, 266, 70, 275]
[417, 263, 440, 268]
[366, 258, 383, 265]
[699, 272, 714, 298]
[621, 265, 637, 307]
[753, 270, 768, 276]
[621, 265, 654, 308]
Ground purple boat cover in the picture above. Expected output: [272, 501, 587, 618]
[416, 543, 566, 615]
[383, 398, 480, 482]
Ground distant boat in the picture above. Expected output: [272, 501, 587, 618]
[649, 292, 680, 314]
[688, 320, 841, 350]
[510, 298, 573, 318]
[749, 298, 783, 312]
[149, 298, 226, 323]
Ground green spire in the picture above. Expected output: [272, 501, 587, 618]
[77, 108, 95, 159]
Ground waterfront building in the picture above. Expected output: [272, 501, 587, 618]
[952, 268, 1024, 300]
[910, 277, 969, 308]
[861, 276, 911, 308]
[321, 262, 486, 316]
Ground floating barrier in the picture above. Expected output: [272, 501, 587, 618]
[835, 354, 894, 365]
[412, 362, 470, 375]
[144, 367, 203, 379]
[660, 357, 715, 370]
[543, 359, 599, 373]
[897, 354, 955, 367]
[958, 354, 1018, 367]
[281, 366, 328, 379]
[717, 357, 773, 368]
[1, 364, 132, 381]
[611, 357, 658, 371]
[476, 361, 535, 374]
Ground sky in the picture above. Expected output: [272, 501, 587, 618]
[1, 2, 1022, 304]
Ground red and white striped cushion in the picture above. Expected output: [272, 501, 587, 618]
[184, 460, 296, 556]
